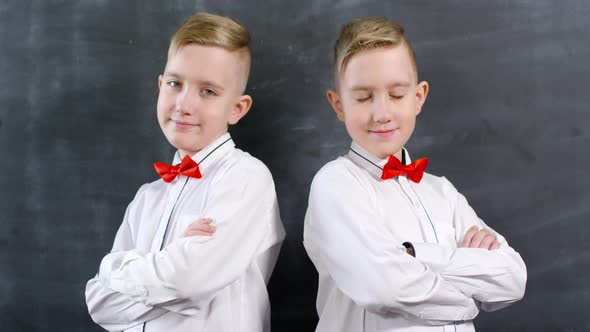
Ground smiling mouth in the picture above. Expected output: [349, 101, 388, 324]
[369, 129, 398, 137]
[172, 120, 198, 128]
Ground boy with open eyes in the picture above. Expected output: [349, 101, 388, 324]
[86, 13, 285, 332]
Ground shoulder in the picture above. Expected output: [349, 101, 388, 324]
[316, 157, 354, 176]
[120, 180, 167, 217]
[420, 172, 460, 199]
[131, 179, 166, 201]
[313, 157, 354, 183]
[311, 157, 370, 197]
[215, 148, 274, 186]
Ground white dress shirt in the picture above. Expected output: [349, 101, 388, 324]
[303, 142, 526, 332]
[86, 133, 286, 332]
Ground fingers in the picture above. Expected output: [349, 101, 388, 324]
[470, 229, 492, 248]
[490, 240, 501, 250]
[459, 225, 479, 248]
[460, 226, 499, 250]
[478, 233, 496, 250]
[181, 218, 217, 238]
[194, 218, 213, 228]
[183, 229, 214, 237]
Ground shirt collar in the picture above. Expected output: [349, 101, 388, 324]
[172, 132, 235, 176]
[346, 141, 411, 179]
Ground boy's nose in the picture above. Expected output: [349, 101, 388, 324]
[371, 97, 392, 123]
[176, 89, 198, 114]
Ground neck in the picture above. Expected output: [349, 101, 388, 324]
[393, 149, 403, 162]
[178, 149, 197, 160]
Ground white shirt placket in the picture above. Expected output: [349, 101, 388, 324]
[150, 176, 190, 253]
[397, 176, 440, 245]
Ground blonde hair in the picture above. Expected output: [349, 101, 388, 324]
[168, 12, 251, 91]
[334, 17, 417, 82]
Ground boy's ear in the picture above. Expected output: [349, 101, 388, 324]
[326, 89, 345, 122]
[158, 75, 163, 89]
[228, 94, 253, 125]
[415, 81, 429, 116]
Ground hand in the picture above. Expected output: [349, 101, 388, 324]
[181, 218, 216, 238]
[459, 225, 500, 250]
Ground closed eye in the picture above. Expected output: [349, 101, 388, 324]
[356, 96, 372, 103]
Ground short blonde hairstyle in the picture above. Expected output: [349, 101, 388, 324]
[334, 17, 417, 83]
[168, 12, 251, 92]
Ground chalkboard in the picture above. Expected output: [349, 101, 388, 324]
[1, 1, 589, 331]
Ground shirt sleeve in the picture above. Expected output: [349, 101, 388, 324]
[410, 177, 527, 312]
[304, 166, 480, 325]
[97, 160, 283, 314]
[85, 186, 169, 332]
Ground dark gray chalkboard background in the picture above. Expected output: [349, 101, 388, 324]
[1, 1, 588, 331]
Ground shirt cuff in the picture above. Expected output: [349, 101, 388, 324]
[402, 242, 416, 257]
[99, 250, 150, 299]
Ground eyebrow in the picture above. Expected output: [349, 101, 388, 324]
[163, 71, 225, 91]
[350, 82, 411, 91]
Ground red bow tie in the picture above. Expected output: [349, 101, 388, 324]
[381, 155, 428, 183]
[154, 155, 202, 183]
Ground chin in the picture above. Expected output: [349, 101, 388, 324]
[166, 139, 198, 154]
[374, 146, 402, 159]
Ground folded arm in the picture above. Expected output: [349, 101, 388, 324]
[410, 178, 527, 312]
[85, 192, 169, 331]
[304, 168, 480, 325]
[97, 163, 281, 315]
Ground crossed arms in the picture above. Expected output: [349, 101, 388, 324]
[304, 170, 527, 325]
[86, 165, 282, 331]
